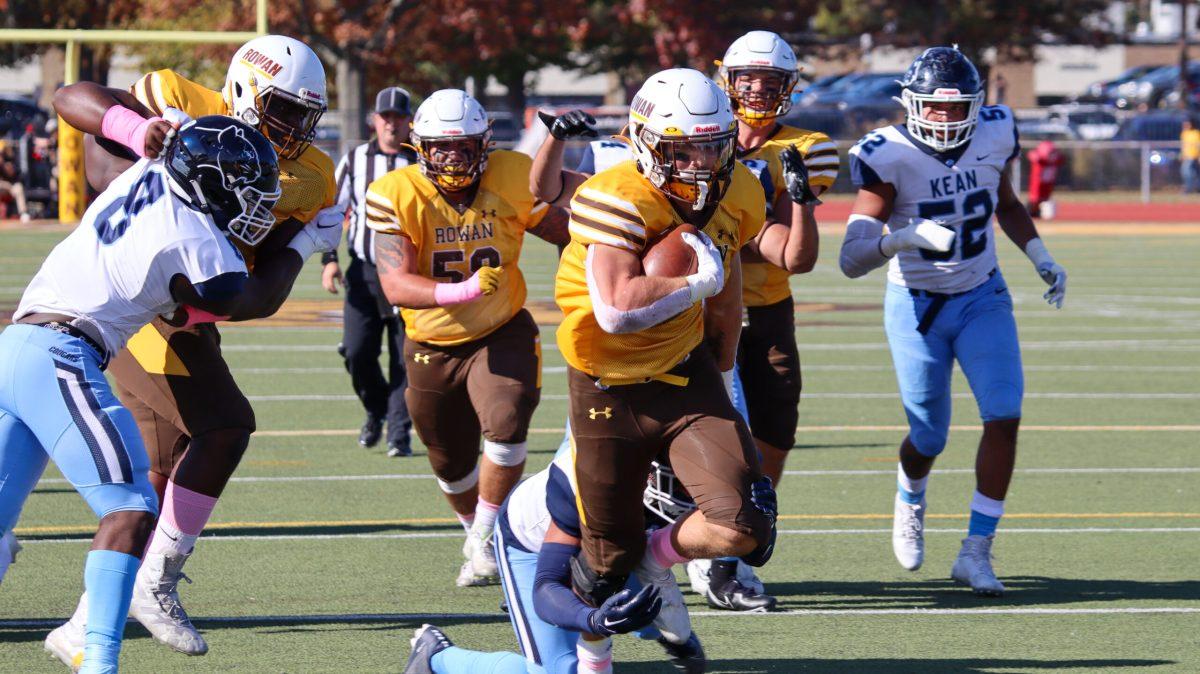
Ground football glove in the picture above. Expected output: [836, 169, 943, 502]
[780, 145, 821, 206]
[472, 265, 504, 296]
[880, 219, 956, 256]
[680, 231, 725, 302]
[539, 110, 600, 140]
[586, 585, 662, 637]
[1024, 237, 1066, 308]
[741, 476, 778, 567]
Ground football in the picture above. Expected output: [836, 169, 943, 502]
[642, 224, 699, 277]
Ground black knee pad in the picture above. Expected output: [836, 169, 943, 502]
[569, 553, 627, 607]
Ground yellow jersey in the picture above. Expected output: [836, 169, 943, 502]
[738, 125, 839, 307]
[365, 150, 550, 347]
[130, 69, 336, 247]
[556, 160, 765, 382]
[1182, 128, 1200, 161]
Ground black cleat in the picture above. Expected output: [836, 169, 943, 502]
[386, 439, 412, 457]
[705, 578, 777, 612]
[403, 624, 454, 674]
[359, 414, 383, 448]
[658, 632, 707, 673]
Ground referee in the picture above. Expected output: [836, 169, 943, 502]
[322, 87, 416, 457]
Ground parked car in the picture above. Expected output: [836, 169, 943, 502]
[797, 72, 903, 109]
[1113, 110, 1189, 141]
[1044, 104, 1120, 140]
[1110, 63, 1200, 110]
[1075, 64, 1163, 104]
[0, 96, 48, 139]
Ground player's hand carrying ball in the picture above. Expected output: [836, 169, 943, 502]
[680, 231, 725, 302]
[472, 265, 504, 296]
[539, 109, 600, 140]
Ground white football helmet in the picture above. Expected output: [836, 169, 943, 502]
[410, 89, 493, 192]
[643, 461, 696, 526]
[223, 35, 328, 160]
[717, 30, 800, 128]
[628, 68, 737, 211]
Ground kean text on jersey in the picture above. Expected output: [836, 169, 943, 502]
[434, 221, 495, 244]
[929, 170, 978, 199]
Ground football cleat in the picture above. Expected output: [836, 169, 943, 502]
[657, 632, 707, 674]
[685, 558, 766, 597]
[358, 414, 383, 448]
[44, 596, 86, 672]
[455, 532, 499, 587]
[404, 624, 454, 674]
[0, 530, 21, 584]
[951, 534, 1005, 596]
[704, 578, 777, 612]
[892, 492, 926, 571]
[130, 551, 209, 655]
[633, 558, 691, 644]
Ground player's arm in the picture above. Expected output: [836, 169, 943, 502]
[168, 273, 247, 318]
[53, 81, 178, 159]
[526, 204, 571, 247]
[373, 231, 501, 309]
[995, 172, 1068, 308]
[703, 253, 742, 372]
[531, 111, 596, 207]
[532, 521, 660, 636]
[837, 182, 955, 278]
[224, 234, 308, 321]
[587, 234, 722, 335]
[746, 145, 825, 273]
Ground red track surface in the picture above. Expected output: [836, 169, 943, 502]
[816, 199, 1200, 224]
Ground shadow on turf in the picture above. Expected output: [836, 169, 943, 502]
[622, 657, 1177, 673]
[791, 442, 893, 451]
[19, 520, 461, 542]
[768, 576, 1200, 610]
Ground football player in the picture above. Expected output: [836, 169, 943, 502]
[554, 68, 777, 619]
[47, 35, 342, 661]
[401, 445, 717, 674]
[1, 117, 277, 673]
[839, 47, 1068, 596]
[368, 89, 569, 587]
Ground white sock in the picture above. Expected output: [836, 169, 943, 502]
[455, 512, 475, 533]
[470, 498, 500, 538]
[897, 463, 928, 502]
[69, 591, 88, 627]
[576, 636, 613, 673]
[146, 519, 196, 557]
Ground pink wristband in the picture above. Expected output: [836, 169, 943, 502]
[433, 276, 483, 306]
[101, 105, 161, 158]
[181, 305, 231, 327]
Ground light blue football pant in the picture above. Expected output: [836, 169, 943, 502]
[883, 272, 1024, 457]
[0, 324, 157, 536]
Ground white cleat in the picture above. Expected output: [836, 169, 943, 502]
[634, 558, 691, 644]
[685, 558, 766, 596]
[892, 493, 926, 571]
[130, 551, 209, 655]
[456, 532, 499, 587]
[44, 613, 85, 672]
[0, 530, 21, 584]
[951, 534, 1005, 596]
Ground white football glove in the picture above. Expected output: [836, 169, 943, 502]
[287, 206, 346, 260]
[680, 231, 725, 302]
[159, 107, 192, 155]
[880, 219, 956, 256]
[1025, 237, 1067, 308]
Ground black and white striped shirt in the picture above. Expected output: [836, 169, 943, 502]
[332, 140, 416, 264]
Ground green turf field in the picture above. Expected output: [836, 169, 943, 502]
[0, 225, 1198, 673]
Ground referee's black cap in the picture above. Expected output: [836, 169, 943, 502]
[374, 87, 412, 115]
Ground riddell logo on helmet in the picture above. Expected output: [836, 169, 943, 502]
[934, 88, 962, 96]
[440, 129, 464, 136]
[241, 49, 283, 78]
[692, 124, 721, 133]
[749, 59, 772, 65]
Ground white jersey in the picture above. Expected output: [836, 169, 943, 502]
[502, 442, 578, 554]
[16, 159, 247, 355]
[849, 105, 1019, 294]
[576, 139, 634, 175]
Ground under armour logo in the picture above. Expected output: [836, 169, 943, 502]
[588, 407, 612, 420]
[479, 208, 497, 218]
[413, 353, 431, 364]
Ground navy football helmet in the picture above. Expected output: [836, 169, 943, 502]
[897, 47, 984, 152]
[164, 115, 282, 246]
